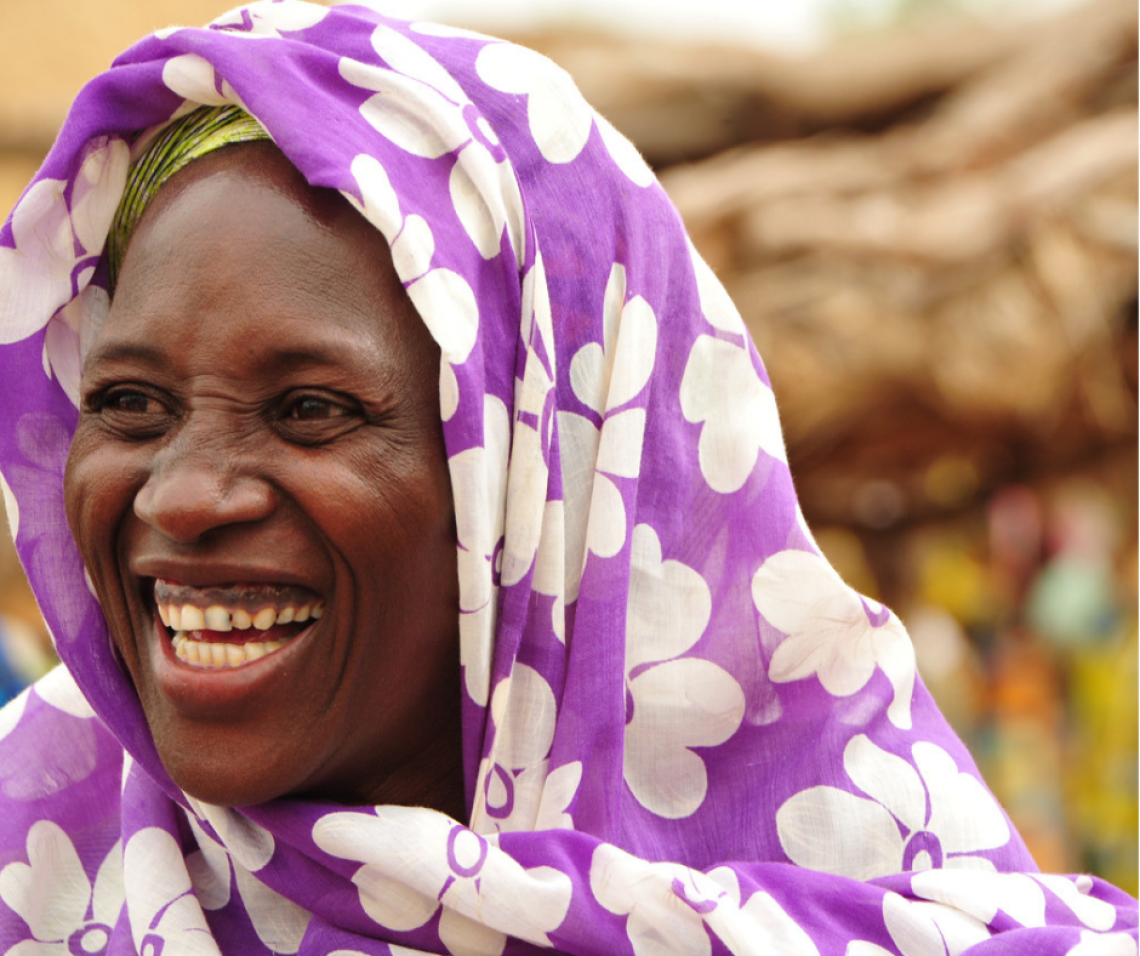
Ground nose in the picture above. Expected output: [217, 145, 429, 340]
[134, 433, 275, 543]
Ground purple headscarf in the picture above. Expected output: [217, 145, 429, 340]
[0, 2, 1135, 953]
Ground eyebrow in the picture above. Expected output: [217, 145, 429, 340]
[83, 338, 384, 376]
[83, 340, 166, 370]
[258, 346, 382, 373]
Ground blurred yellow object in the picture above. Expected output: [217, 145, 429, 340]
[915, 531, 997, 625]
[904, 602, 985, 737]
[924, 454, 980, 509]
[1065, 628, 1139, 894]
[813, 526, 880, 599]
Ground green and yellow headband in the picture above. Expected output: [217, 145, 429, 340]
[106, 104, 271, 292]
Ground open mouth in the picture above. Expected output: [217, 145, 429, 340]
[154, 578, 324, 669]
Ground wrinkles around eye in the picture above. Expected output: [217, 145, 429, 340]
[102, 390, 168, 415]
[81, 386, 175, 441]
[80, 383, 368, 447]
[286, 395, 355, 420]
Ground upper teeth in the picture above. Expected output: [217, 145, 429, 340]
[158, 601, 324, 632]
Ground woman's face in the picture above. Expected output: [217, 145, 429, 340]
[65, 145, 464, 813]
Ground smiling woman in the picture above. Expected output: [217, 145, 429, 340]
[67, 138, 464, 814]
[0, 2, 1135, 954]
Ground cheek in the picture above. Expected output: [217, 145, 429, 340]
[64, 431, 142, 563]
[316, 444, 451, 548]
[327, 451, 458, 618]
[63, 436, 147, 667]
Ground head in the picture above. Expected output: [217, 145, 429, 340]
[64, 136, 464, 813]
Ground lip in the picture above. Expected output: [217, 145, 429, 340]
[132, 555, 320, 592]
[150, 609, 318, 718]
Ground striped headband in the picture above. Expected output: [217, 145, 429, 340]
[105, 104, 271, 292]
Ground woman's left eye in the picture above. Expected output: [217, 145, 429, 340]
[275, 391, 365, 444]
[284, 395, 354, 421]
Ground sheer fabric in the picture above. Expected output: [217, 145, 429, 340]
[0, 3, 1134, 953]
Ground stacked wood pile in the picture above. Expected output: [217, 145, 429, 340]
[0, 0, 1134, 544]
[516, 0, 1137, 528]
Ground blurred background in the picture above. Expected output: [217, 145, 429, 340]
[1, 0, 1135, 891]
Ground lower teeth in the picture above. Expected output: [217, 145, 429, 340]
[171, 632, 286, 667]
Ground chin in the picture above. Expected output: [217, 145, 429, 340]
[161, 749, 293, 809]
[150, 716, 318, 808]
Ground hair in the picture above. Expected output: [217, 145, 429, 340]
[106, 104, 271, 292]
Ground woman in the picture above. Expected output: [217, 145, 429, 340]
[0, 2, 1134, 953]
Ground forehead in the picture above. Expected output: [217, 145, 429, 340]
[95, 144, 429, 377]
[127, 140, 354, 244]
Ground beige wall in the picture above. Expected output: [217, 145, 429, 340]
[0, 0, 333, 210]
[1, 1, 280, 141]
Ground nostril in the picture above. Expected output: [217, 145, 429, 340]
[134, 464, 274, 542]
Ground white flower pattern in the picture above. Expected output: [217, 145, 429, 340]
[450, 395, 510, 707]
[752, 548, 916, 729]
[0, 8, 1131, 955]
[182, 810, 310, 954]
[1064, 930, 1139, 956]
[777, 734, 1011, 880]
[476, 42, 655, 185]
[349, 156, 489, 357]
[210, 0, 329, 39]
[162, 54, 241, 106]
[560, 264, 656, 600]
[591, 843, 818, 956]
[0, 822, 122, 956]
[912, 869, 1047, 929]
[842, 870, 1114, 956]
[1033, 875, 1119, 931]
[476, 44, 594, 165]
[0, 687, 26, 746]
[595, 113, 656, 187]
[624, 524, 744, 819]
[497, 256, 556, 591]
[184, 797, 275, 872]
[342, 24, 523, 265]
[34, 665, 96, 719]
[124, 827, 219, 956]
[687, 238, 746, 335]
[313, 806, 572, 956]
[0, 139, 127, 346]
[0, 668, 98, 801]
[880, 890, 991, 956]
[680, 333, 785, 494]
[472, 664, 582, 834]
[45, 281, 109, 407]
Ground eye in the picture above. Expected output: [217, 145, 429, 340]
[275, 391, 364, 444]
[285, 394, 354, 421]
[83, 386, 173, 439]
[101, 390, 166, 415]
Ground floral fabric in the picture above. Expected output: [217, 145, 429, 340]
[0, 2, 1135, 954]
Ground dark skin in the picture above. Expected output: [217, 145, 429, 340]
[64, 143, 466, 817]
